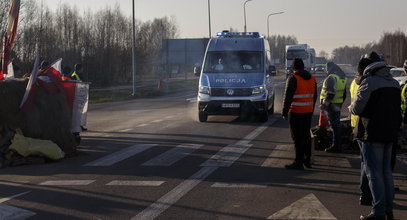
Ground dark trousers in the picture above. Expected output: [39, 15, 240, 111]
[328, 111, 342, 149]
[288, 112, 313, 165]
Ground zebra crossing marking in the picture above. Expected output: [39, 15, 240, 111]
[262, 145, 292, 167]
[211, 182, 268, 188]
[106, 181, 165, 186]
[142, 144, 203, 166]
[132, 119, 277, 220]
[201, 118, 278, 167]
[84, 144, 157, 166]
[39, 180, 95, 186]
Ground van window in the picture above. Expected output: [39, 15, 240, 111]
[203, 51, 264, 73]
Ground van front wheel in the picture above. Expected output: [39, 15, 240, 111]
[199, 111, 208, 122]
[259, 110, 268, 122]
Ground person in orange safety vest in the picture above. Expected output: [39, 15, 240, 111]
[282, 58, 317, 170]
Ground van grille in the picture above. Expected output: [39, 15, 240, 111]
[211, 88, 253, 96]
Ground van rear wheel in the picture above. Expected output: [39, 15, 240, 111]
[199, 111, 208, 122]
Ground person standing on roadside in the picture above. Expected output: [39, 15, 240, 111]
[351, 52, 401, 220]
[351, 58, 373, 207]
[71, 63, 83, 81]
[282, 58, 317, 170]
[320, 62, 348, 153]
[400, 60, 407, 120]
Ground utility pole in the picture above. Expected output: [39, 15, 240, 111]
[208, 0, 211, 38]
[131, 0, 137, 96]
[243, 0, 252, 32]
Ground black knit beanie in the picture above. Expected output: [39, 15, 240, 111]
[292, 58, 304, 70]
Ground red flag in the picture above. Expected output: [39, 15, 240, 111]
[1, 0, 21, 78]
[20, 52, 40, 112]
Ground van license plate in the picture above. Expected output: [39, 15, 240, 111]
[222, 103, 240, 108]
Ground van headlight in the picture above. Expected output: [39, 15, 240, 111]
[252, 86, 265, 95]
[199, 86, 210, 95]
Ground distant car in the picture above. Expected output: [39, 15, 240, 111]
[269, 65, 277, 76]
[390, 67, 407, 86]
[314, 64, 325, 73]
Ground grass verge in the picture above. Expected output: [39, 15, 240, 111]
[89, 79, 199, 104]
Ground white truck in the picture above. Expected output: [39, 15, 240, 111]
[285, 44, 315, 76]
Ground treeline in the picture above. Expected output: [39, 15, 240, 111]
[0, 1, 178, 86]
[331, 30, 407, 67]
[267, 35, 298, 66]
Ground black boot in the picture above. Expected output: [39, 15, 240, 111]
[360, 212, 385, 220]
[386, 211, 394, 220]
[304, 160, 312, 168]
[285, 162, 304, 170]
[359, 196, 372, 206]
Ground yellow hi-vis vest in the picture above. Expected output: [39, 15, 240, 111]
[349, 79, 359, 128]
[401, 83, 407, 115]
[71, 72, 81, 80]
[320, 74, 347, 103]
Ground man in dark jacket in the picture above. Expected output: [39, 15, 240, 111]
[351, 52, 401, 220]
[282, 58, 317, 170]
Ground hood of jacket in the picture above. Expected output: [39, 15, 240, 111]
[293, 70, 312, 80]
[362, 61, 392, 80]
[326, 62, 346, 78]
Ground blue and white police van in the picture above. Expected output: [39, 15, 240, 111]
[194, 31, 275, 122]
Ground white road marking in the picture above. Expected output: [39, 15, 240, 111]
[201, 118, 278, 167]
[164, 116, 174, 119]
[106, 181, 165, 186]
[267, 193, 337, 219]
[84, 144, 157, 166]
[39, 180, 95, 186]
[211, 182, 268, 188]
[132, 118, 277, 219]
[0, 204, 36, 220]
[151, 120, 163, 123]
[0, 191, 35, 219]
[0, 181, 29, 187]
[262, 145, 292, 167]
[0, 191, 31, 203]
[120, 128, 133, 132]
[142, 144, 203, 166]
[186, 98, 197, 102]
[131, 166, 217, 220]
[137, 124, 149, 127]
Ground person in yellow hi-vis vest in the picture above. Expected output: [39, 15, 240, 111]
[320, 62, 348, 153]
[350, 60, 373, 207]
[71, 63, 83, 81]
[401, 60, 407, 120]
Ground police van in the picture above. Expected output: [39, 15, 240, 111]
[194, 31, 275, 122]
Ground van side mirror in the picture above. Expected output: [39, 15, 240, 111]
[194, 66, 201, 76]
[268, 65, 276, 76]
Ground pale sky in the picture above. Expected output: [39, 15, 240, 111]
[43, 0, 407, 56]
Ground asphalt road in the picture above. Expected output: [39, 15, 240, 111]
[1, 73, 407, 220]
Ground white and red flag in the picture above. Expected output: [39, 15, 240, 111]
[37, 58, 63, 93]
[1, 0, 21, 79]
[20, 52, 40, 112]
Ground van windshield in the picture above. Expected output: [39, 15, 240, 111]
[286, 50, 308, 60]
[203, 51, 264, 73]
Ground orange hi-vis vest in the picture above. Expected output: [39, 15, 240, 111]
[289, 74, 316, 113]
